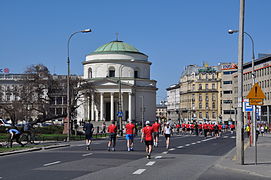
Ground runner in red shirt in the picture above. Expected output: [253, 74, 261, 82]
[107, 121, 117, 151]
[176, 123, 181, 135]
[230, 124, 235, 134]
[141, 121, 154, 159]
[152, 120, 161, 147]
[125, 120, 135, 151]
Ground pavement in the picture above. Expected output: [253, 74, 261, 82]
[216, 133, 271, 178]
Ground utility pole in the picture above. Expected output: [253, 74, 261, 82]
[236, 0, 245, 165]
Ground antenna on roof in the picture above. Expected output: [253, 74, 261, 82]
[115, 32, 119, 41]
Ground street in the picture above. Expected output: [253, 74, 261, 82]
[0, 132, 268, 180]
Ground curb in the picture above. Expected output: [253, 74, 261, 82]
[0, 144, 70, 156]
[214, 143, 271, 178]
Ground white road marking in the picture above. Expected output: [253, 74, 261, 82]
[0, 177, 2, 179]
[177, 146, 184, 148]
[196, 141, 201, 143]
[82, 153, 93, 157]
[231, 136, 236, 139]
[191, 142, 196, 145]
[162, 151, 168, 154]
[146, 161, 156, 166]
[185, 144, 190, 146]
[43, 161, 61, 167]
[224, 136, 228, 138]
[133, 169, 146, 175]
[169, 148, 175, 151]
[155, 156, 162, 159]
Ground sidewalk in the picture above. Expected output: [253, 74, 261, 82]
[216, 133, 271, 178]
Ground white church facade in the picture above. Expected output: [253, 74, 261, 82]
[77, 40, 157, 125]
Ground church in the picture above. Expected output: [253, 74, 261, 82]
[77, 39, 157, 126]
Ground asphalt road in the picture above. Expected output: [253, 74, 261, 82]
[0, 132, 268, 180]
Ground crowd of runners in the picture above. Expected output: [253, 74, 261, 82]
[82, 120, 236, 159]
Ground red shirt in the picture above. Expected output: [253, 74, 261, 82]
[176, 124, 181, 128]
[142, 126, 153, 141]
[203, 124, 208, 129]
[126, 123, 135, 134]
[108, 124, 117, 133]
[152, 123, 160, 132]
[182, 124, 185, 128]
[218, 125, 222, 130]
[230, 124, 235, 129]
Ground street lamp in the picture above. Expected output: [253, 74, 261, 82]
[229, 29, 257, 164]
[67, 28, 91, 142]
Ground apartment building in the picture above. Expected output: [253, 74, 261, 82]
[166, 84, 180, 122]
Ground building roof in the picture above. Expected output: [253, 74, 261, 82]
[93, 41, 140, 54]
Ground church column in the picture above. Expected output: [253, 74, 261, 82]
[91, 93, 94, 121]
[111, 93, 114, 121]
[100, 92, 104, 121]
[128, 92, 132, 121]
[87, 96, 90, 120]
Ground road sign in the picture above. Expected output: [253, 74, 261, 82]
[117, 111, 123, 117]
[243, 102, 253, 111]
[247, 83, 265, 99]
[247, 83, 266, 106]
[249, 98, 264, 105]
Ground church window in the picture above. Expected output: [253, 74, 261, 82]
[109, 67, 115, 77]
[88, 68, 92, 78]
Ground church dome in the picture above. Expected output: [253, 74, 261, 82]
[92, 41, 143, 54]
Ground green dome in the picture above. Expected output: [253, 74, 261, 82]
[94, 41, 139, 53]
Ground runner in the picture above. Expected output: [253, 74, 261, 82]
[125, 120, 135, 151]
[203, 123, 208, 138]
[176, 123, 181, 135]
[83, 120, 94, 150]
[107, 121, 117, 151]
[230, 124, 235, 134]
[7, 128, 24, 148]
[141, 121, 154, 159]
[152, 120, 161, 147]
[164, 122, 172, 149]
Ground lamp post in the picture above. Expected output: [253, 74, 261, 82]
[229, 29, 257, 164]
[67, 29, 91, 142]
[227, 0, 245, 165]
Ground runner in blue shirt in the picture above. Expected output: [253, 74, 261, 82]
[7, 128, 24, 148]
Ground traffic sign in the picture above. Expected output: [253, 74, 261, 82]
[246, 83, 265, 99]
[249, 98, 264, 105]
[117, 111, 123, 117]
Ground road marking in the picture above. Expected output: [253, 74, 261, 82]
[146, 161, 156, 166]
[0, 177, 2, 179]
[177, 146, 184, 148]
[133, 169, 146, 175]
[162, 151, 168, 154]
[191, 142, 196, 145]
[155, 156, 162, 159]
[169, 148, 175, 151]
[43, 161, 61, 167]
[231, 136, 236, 139]
[185, 144, 190, 146]
[196, 141, 201, 143]
[82, 153, 93, 157]
[224, 136, 228, 138]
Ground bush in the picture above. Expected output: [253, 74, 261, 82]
[34, 125, 64, 134]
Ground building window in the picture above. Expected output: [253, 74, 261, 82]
[109, 67, 115, 77]
[205, 84, 209, 89]
[199, 94, 202, 101]
[212, 112, 216, 119]
[206, 102, 209, 109]
[199, 112, 202, 118]
[212, 102, 215, 109]
[134, 70, 139, 78]
[212, 93, 216, 101]
[223, 90, 232, 94]
[206, 112, 209, 119]
[223, 100, 232, 104]
[199, 84, 202, 90]
[223, 110, 235, 114]
[199, 102, 202, 109]
[223, 81, 232, 84]
[88, 68, 92, 78]
[206, 94, 209, 101]
[212, 83, 215, 89]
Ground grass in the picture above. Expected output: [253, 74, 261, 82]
[0, 144, 47, 153]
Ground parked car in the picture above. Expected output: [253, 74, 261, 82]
[0, 119, 12, 127]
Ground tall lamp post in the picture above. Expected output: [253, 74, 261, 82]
[229, 29, 257, 163]
[67, 29, 91, 142]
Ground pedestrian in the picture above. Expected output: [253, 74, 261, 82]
[152, 120, 161, 147]
[107, 121, 117, 151]
[83, 120, 94, 150]
[230, 124, 235, 134]
[245, 124, 250, 138]
[141, 121, 154, 159]
[101, 122, 106, 134]
[125, 120, 135, 151]
[260, 125, 265, 136]
[7, 128, 24, 148]
[164, 122, 172, 149]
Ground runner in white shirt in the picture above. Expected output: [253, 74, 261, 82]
[164, 122, 172, 149]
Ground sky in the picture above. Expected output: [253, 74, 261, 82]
[1, 0, 271, 102]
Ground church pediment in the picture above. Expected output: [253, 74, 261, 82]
[89, 78, 132, 87]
